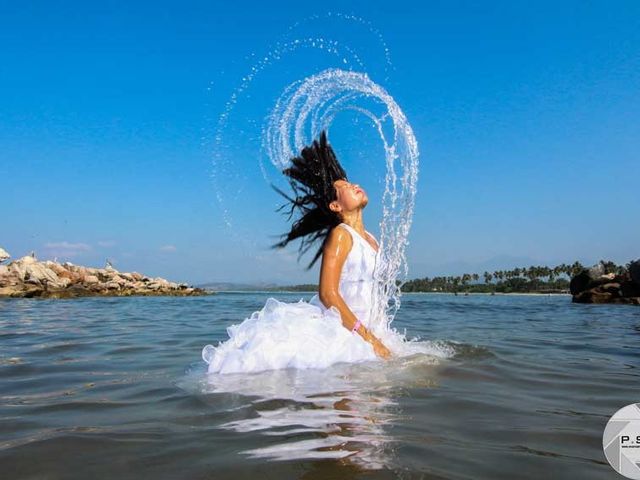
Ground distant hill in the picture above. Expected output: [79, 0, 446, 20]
[196, 281, 318, 292]
[196, 281, 279, 291]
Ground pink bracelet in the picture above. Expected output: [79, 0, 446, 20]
[351, 320, 361, 333]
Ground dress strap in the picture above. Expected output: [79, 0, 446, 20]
[364, 230, 379, 251]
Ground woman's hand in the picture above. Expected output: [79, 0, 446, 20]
[372, 338, 392, 360]
[357, 325, 392, 360]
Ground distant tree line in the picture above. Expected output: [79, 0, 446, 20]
[265, 283, 319, 292]
[400, 260, 632, 294]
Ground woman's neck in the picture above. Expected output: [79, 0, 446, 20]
[340, 211, 366, 235]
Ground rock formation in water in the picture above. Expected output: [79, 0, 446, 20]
[0, 249, 208, 298]
[570, 260, 640, 305]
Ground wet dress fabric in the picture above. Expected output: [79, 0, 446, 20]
[201, 223, 381, 374]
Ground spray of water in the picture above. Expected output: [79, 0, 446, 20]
[209, 13, 395, 257]
[263, 68, 419, 338]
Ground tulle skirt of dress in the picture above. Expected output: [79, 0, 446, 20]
[202, 295, 378, 374]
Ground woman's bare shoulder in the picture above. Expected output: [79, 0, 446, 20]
[324, 225, 352, 255]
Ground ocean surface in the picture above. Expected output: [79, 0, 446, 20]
[1, 292, 638, 479]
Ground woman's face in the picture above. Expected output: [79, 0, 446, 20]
[330, 179, 368, 215]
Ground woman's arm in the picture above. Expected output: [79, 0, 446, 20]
[318, 227, 391, 359]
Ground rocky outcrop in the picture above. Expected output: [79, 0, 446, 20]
[570, 260, 640, 305]
[0, 254, 208, 299]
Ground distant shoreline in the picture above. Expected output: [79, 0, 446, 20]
[406, 291, 570, 295]
[205, 289, 571, 296]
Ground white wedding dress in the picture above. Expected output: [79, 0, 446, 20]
[202, 222, 383, 375]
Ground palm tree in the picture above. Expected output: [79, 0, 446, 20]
[540, 266, 551, 282]
[570, 261, 584, 277]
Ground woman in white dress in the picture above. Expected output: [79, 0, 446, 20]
[202, 131, 392, 374]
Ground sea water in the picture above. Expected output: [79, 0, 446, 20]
[1, 293, 638, 479]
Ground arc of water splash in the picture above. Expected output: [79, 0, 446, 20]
[211, 14, 395, 256]
[285, 12, 394, 80]
[212, 37, 367, 238]
[263, 68, 419, 334]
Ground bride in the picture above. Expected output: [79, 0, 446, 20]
[202, 131, 393, 374]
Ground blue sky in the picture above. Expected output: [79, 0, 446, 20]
[1, 1, 639, 285]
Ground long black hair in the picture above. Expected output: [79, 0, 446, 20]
[270, 130, 348, 270]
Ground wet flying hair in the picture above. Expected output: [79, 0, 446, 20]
[270, 130, 348, 270]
